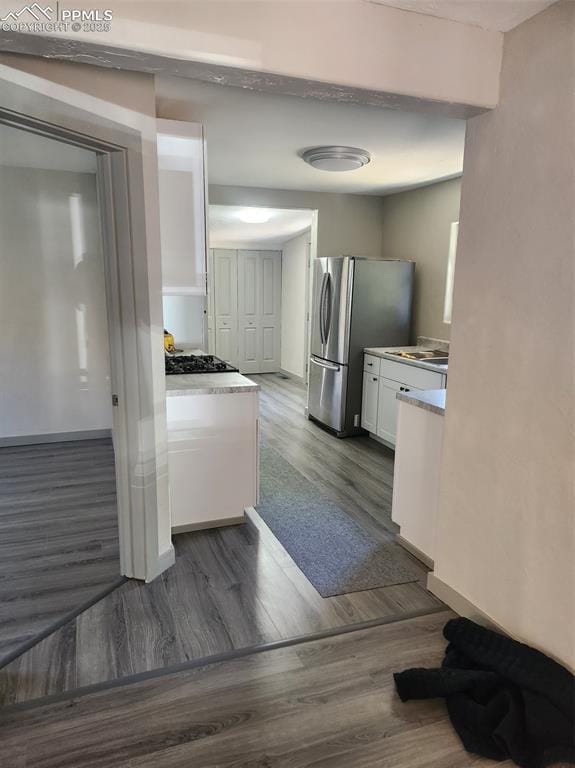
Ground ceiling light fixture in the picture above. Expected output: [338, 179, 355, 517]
[301, 146, 371, 172]
[237, 208, 273, 224]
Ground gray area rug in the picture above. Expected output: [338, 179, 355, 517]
[256, 444, 421, 597]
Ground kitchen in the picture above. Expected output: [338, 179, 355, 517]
[1, 4, 572, 764]
[157, 78, 462, 587]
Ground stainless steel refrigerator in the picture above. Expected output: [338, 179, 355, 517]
[308, 256, 414, 437]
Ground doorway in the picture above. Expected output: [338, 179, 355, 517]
[0, 122, 122, 665]
[206, 204, 316, 377]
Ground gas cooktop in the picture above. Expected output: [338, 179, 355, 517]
[165, 354, 239, 375]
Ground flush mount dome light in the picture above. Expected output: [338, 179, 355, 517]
[301, 146, 371, 172]
[237, 208, 272, 224]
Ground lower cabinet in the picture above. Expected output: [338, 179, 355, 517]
[361, 354, 446, 448]
[361, 373, 379, 433]
[166, 390, 259, 532]
[376, 378, 403, 445]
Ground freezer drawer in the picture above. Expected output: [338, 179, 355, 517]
[308, 356, 347, 433]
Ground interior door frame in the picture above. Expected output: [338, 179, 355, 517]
[0, 68, 174, 582]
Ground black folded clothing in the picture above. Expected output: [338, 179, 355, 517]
[394, 617, 575, 768]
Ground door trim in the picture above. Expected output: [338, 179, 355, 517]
[0, 66, 174, 582]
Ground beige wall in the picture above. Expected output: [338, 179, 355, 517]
[0, 53, 156, 114]
[0, 1, 502, 114]
[209, 185, 386, 261]
[380, 178, 461, 342]
[433, 1, 575, 670]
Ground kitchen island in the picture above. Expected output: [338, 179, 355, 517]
[166, 371, 259, 533]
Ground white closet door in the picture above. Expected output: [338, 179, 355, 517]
[238, 250, 260, 374]
[259, 251, 282, 373]
[214, 249, 238, 366]
[238, 250, 281, 374]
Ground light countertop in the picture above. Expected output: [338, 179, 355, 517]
[164, 351, 259, 396]
[364, 346, 448, 375]
[396, 388, 446, 416]
[165, 372, 260, 397]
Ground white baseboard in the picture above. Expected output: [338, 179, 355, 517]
[145, 543, 176, 583]
[427, 573, 509, 635]
[0, 429, 112, 447]
[396, 535, 434, 569]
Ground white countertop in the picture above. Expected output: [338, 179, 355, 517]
[396, 388, 446, 416]
[165, 372, 260, 397]
[364, 346, 448, 375]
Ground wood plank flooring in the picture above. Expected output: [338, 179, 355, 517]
[0, 374, 443, 706]
[252, 373, 398, 537]
[0, 439, 121, 666]
[0, 611, 513, 768]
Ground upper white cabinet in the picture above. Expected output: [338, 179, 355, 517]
[156, 119, 207, 296]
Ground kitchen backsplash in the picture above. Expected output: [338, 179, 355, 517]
[417, 336, 450, 352]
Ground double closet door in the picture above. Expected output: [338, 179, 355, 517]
[209, 249, 281, 374]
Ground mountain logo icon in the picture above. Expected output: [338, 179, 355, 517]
[1, 3, 53, 21]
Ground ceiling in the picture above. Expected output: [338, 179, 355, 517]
[209, 205, 313, 249]
[157, 77, 465, 197]
[365, 0, 556, 32]
[0, 123, 97, 172]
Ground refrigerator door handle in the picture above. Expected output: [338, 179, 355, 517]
[318, 272, 328, 344]
[311, 356, 340, 372]
[322, 273, 332, 345]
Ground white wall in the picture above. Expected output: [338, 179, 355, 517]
[209, 185, 385, 261]
[380, 178, 461, 342]
[433, 1, 575, 670]
[163, 295, 205, 349]
[0, 165, 112, 439]
[280, 230, 310, 379]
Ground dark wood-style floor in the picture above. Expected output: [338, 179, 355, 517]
[0, 375, 442, 705]
[0, 610, 513, 768]
[0, 439, 121, 666]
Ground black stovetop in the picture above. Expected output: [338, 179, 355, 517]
[165, 354, 239, 375]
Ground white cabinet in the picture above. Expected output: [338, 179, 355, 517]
[392, 398, 444, 565]
[157, 119, 207, 297]
[207, 248, 215, 354]
[361, 353, 446, 448]
[209, 248, 282, 373]
[361, 373, 379, 433]
[376, 378, 403, 444]
[166, 390, 259, 532]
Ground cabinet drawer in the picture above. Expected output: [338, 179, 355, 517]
[379, 358, 444, 390]
[363, 353, 381, 376]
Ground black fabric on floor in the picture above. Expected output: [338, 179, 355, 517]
[394, 617, 575, 768]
